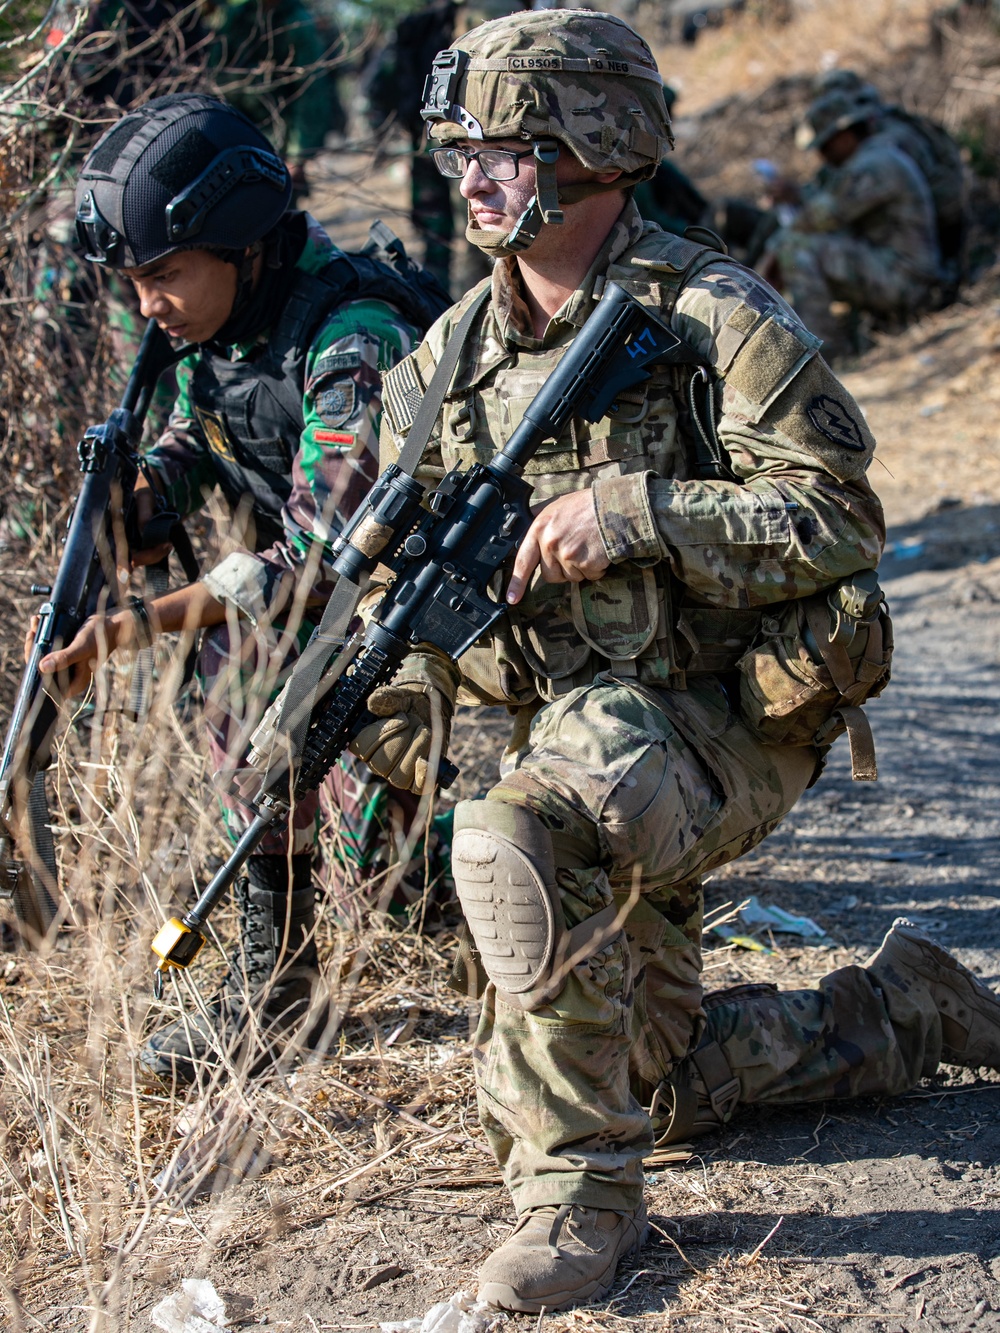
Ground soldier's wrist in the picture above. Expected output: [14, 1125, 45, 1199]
[591, 471, 662, 563]
[109, 598, 157, 650]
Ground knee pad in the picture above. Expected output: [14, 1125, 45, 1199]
[452, 800, 620, 1008]
[452, 801, 558, 998]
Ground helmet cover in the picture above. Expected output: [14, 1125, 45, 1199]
[421, 9, 672, 178]
[797, 87, 879, 152]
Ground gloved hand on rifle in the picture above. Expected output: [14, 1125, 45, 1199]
[349, 648, 461, 794]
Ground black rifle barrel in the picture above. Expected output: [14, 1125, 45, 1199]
[1, 321, 188, 818]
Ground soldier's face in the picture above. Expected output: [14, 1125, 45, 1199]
[457, 137, 538, 231]
[457, 137, 616, 242]
[820, 127, 862, 167]
[124, 249, 240, 343]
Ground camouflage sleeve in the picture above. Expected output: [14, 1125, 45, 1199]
[794, 149, 906, 233]
[592, 262, 885, 609]
[202, 298, 422, 626]
[141, 357, 218, 516]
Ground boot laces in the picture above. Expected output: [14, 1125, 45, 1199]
[546, 1203, 574, 1259]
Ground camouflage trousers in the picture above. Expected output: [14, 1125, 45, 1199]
[773, 228, 932, 349]
[465, 676, 942, 1214]
[198, 616, 420, 924]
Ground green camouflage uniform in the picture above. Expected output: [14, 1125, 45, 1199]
[769, 131, 941, 347]
[145, 214, 422, 889]
[377, 199, 947, 1214]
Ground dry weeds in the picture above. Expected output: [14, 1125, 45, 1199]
[2, 2, 1000, 1330]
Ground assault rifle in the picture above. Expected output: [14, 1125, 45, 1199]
[0, 319, 196, 938]
[150, 281, 702, 990]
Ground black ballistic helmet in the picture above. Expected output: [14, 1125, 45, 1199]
[75, 94, 292, 269]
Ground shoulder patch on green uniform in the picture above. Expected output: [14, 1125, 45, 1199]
[315, 379, 357, 428]
[382, 352, 425, 437]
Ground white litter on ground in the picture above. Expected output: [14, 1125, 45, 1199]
[380, 1289, 502, 1333]
[150, 1278, 230, 1333]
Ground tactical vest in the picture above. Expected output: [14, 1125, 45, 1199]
[189, 229, 450, 550]
[434, 230, 763, 708]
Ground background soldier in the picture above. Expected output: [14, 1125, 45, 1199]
[204, 0, 347, 201]
[40, 95, 434, 1082]
[762, 87, 942, 356]
[812, 68, 966, 298]
[364, 0, 531, 294]
[350, 10, 1000, 1313]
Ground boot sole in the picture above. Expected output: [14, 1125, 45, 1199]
[479, 1216, 648, 1314]
[876, 919, 1000, 1069]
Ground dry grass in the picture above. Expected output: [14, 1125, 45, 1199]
[0, 625, 488, 1324]
[4, 2, 1000, 1329]
[0, 630, 861, 1328]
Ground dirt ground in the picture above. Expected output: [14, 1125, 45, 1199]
[5, 4, 1000, 1330]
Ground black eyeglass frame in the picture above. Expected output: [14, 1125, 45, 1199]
[429, 145, 537, 181]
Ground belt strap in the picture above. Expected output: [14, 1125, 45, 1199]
[820, 703, 878, 781]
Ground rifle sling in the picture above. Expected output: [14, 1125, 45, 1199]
[265, 284, 493, 788]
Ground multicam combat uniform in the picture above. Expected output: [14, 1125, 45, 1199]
[377, 197, 950, 1215]
[769, 131, 941, 348]
[145, 213, 422, 902]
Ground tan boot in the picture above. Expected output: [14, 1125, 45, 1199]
[478, 1202, 647, 1313]
[866, 918, 1000, 1070]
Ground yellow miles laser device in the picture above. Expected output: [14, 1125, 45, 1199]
[149, 799, 286, 996]
[151, 916, 206, 998]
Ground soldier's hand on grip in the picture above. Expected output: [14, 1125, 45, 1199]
[507, 490, 610, 604]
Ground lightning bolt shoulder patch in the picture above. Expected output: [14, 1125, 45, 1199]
[806, 394, 867, 452]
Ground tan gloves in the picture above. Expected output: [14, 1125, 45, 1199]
[349, 648, 460, 794]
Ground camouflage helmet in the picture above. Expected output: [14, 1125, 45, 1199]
[811, 68, 883, 108]
[420, 9, 671, 252]
[796, 87, 879, 152]
[422, 9, 671, 174]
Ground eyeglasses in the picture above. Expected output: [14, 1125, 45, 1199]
[430, 145, 536, 181]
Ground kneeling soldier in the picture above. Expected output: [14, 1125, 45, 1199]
[351, 10, 1000, 1313]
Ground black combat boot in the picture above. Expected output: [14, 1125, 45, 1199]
[141, 854, 323, 1083]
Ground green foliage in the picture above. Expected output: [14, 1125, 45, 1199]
[333, 0, 428, 41]
[957, 119, 1000, 180]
